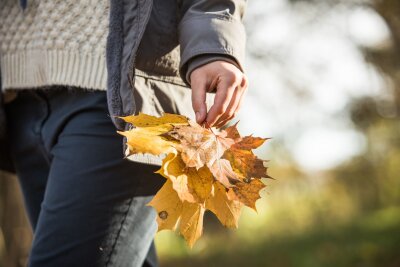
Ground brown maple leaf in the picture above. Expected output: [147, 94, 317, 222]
[167, 121, 234, 168]
[223, 124, 270, 181]
[227, 179, 266, 211]
[167, 120, 241, 187]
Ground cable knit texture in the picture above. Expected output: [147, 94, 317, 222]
[0, 0, 109, 91]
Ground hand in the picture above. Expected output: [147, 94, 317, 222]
[190, 61, 248, 128]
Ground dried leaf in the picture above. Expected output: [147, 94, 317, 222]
[147, 180, 182, 231]
[168, 121, 234, 169]
[117, 113, 189, 156]
[179, 202, 205, 248]
[147, 179, 205, 247]
[206, 182, 243, 228]
[157, 151, 213, 204]
[208, 158, 240, 188]
[223, 124, 270, 180]
[168, 121, 241, 187]
[119, 112, 188, 127]
[119, 113, 271, 247]
[227, 179, 266, 211]
[118, 126, 177, 155]
[225, 121, 241, 139]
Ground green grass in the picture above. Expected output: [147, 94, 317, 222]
[159, 207, 400, 267]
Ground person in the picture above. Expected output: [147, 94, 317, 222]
[0, 0, 248, 266]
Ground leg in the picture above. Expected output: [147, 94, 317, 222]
[25, 88, 164, 267]
[4, 91, 51, 230]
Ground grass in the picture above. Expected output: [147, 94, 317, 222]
[158, 207, 400, 267]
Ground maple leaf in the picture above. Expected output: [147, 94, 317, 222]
[167, 121, 234, 168]
[227, 179, 266, 211]
[223, 124, 270, 180]
[117, 112, 188, 156]
[167, 120, 241, 187]
[156, 151, 213, 204]
[119, 113, 271, 247]
[147, 179, 205, 248]
[205, 181, 243, 228]
[208, 158, 240, 188]
[147, 179, 182, 231]
[119, 112, 188, 127]
[179, 202, 205, 248]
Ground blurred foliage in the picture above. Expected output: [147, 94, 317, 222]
[156, 0, 400, 266]
[159, 207, 400, 267]
[1, 0, 400, 267]
[0, 173, 31, 267]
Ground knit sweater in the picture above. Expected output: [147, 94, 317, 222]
[0, 0, 109, 92]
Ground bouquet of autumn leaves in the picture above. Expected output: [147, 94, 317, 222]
[117, 113, 270, 247]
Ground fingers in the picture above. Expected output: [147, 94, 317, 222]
[209, 74, 248, 128]
[214, 85, 241, 128]
[190, 61, 248, 128]
[215, 75, 248, 128]
[191, 77, 208, 124]
[205, 77, 237, 127]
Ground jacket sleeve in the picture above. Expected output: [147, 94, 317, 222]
[178, 0, 247, 84]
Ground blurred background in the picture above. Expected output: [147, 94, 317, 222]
[1, 0, 400, 266]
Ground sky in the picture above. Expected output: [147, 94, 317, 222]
[236, 0, 390, 171]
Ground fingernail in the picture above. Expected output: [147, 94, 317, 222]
[195, 111, 200, 122]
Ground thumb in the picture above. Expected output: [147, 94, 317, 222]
[191, 79, 207, 124]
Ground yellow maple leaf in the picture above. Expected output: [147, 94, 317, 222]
[119, 112, 188, 127]
[156, 151, 213, 204]
[179, 202, 205, 248]
[118, 126, 176, 155]
[147, 179, 182, 231]
[205, 182, 243, 228]
[117, 113, 189, 156]
[147, 179, 205, 248]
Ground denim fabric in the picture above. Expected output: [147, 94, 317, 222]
[3, 87, 165, 267]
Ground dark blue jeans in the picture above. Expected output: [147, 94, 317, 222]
[4, 87, 164, 267]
